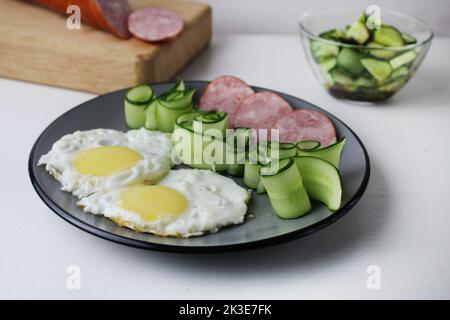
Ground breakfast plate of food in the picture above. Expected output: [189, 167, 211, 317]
[29, 76, 370, 253]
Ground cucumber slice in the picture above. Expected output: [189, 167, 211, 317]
[336, 48, 365, 76]
[402, 33, 417, 45]
[390, 51, 417, 69]
[144, 100, 158, 130]
[318, 57, 337, 72]
[156, 89, 195, 133]
[172, 112, 227, 172]
[124, 84, 154, 128]
[390, 66, 409, 79]
[268, 142, 297, 161]
[172, 79, 186, 91]
[297, 138, 346, 168]
[373, 26, 405, 47]
[293, 156, 342, 211]
[311, 41, 339, 60]
[361, 58, 392, 82]
[260, 159, 311, 219]
[368, 41, 398, 59]
[319, 29, 344, 41]
[244, 161, 262, 189]
[345, 20, 369, 44]
[297, 140, 321, 151]
[354, 76, 376, 88]
[193, 111, 228, 136]
[331, 68, 353, 86]
[379, 77, 407, 92]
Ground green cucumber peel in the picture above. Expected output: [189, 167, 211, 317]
[297, 137, 346, 168]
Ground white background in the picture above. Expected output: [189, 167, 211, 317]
[202, 0, 450, 36]
[1, 1, 450, 300]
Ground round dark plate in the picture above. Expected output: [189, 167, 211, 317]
[29, 81, 370, 253]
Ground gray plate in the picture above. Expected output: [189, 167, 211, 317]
[29, 81, 370, 253]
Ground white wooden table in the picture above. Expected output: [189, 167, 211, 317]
[1, 35, 449, 299]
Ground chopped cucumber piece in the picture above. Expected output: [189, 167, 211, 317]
[373, 26, 405, 47]
[390, 50, 417, 69]
[368, 41, 398, 59]
[260, 159, 311, 219]
[311, 41, 339, 60]
[318, 57, 337, 72]
[331, 68, 353, 86]
[402, 33, 417, 45]
[345, 20, 369, 44]
[379, 77, 407, 92]
[390, 66, 409, 79]
[293, 156, 342, 211]
[355, 76, 376, 88]
[319, 29, 344, 41]
[336, 48, 365, 75]
[361, 58, 392, 82]
[297, 138, 346, 168]
[124, 84, 154, 128]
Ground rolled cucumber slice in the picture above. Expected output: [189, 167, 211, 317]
[268, 142, 297, 161]
[124, 84, 154, 128]
[297, 138, 346, 168]
[373, 26, 405, 47]
[172, 112, 227, 172]
[156, 89, 195, 133]
[390, 51, 417, 69]
[293, 156, 342, 211]
[296, 140, 321, 152]
[244, 161, 263, 190]
[260, 159, 311, 219]
[144, 100, 158, 130]
[361, 58, 392, 82]
[336, 48, 365, 76]
[345, 20, 369, 44]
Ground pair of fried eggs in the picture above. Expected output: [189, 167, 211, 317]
[39, 128, 249, 237]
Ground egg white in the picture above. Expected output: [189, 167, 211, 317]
[38, 128, 172, 198]
[77, 169, 250, 237]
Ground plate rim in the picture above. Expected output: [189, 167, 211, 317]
[28, 81, 371, 253]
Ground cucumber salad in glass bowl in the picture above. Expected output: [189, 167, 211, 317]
[299, 8, 433, 102]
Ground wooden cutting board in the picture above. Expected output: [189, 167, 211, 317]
[0, 0, 211, 93]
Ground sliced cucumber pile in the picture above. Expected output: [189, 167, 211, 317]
[124, 80, 195, 132]
[311, 12, 419, 101]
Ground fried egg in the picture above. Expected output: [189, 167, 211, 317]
[77, 169, 250, 237]
[38, 128, 172, 198]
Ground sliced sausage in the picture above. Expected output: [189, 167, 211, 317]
[29, 0, 132, 39]
[273, 109, 337, 146]
[199, 76, 254, 128]
[128, 7, 184, 42]
[234, 91, 293, 135]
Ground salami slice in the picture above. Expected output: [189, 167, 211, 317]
[199, 76, 254, 128]
[234, 91, 293, 135]
[30, 0, 132, 39]
[273, 109, 337, 146]
[128, 7, 184, 42]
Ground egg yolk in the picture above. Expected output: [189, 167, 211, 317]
[73, 146, 143, 176]
[120, 185, 187, 221]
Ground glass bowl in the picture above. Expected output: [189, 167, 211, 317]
[299, 8, 433, 102]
